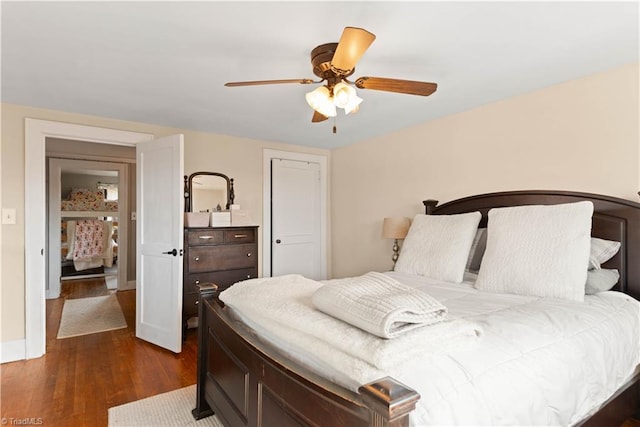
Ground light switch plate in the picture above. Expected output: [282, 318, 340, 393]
[2, 208, 17, 224]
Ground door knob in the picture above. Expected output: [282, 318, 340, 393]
[275, 239, 281, 244]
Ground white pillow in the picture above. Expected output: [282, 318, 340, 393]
[589, 237, 621, 270]
[395, 212, 481, 283]
[475, 201, 594, 302]
[585, 269, 620, 294]
[465, 234, 621, 276]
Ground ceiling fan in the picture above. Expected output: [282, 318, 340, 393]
[225, 27, 438, 131]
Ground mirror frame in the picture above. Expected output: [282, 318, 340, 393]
[184, 171, 235, 212]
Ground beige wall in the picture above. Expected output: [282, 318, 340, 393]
[1, 104, 329, 344]
[331, 63, 640, 278]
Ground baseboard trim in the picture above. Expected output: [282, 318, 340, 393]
[46, 289, 60, 299]
[1, 339, 26, 363]
[119, 280, 136, 291]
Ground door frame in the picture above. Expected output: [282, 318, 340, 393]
[25, 118, 153, 359]
[262, 149, 328, 279]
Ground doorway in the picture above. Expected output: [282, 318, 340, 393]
[47, 158, 129, 300]
[24, 118, 153, 359]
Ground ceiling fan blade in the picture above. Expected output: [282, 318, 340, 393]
[354, 77, 438, 96]
[225, 79, 315, 87]
[330, 27, 376, 74]
[311, 110, 329, 123]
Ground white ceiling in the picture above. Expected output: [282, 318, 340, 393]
[2, 1, 638, 149]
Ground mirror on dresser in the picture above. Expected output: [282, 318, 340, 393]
[184, 171, 235, 212]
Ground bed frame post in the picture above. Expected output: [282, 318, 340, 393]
[191, 283, 219, 420]
[423, 199, 439, 215]
[359, 377, 420, 427]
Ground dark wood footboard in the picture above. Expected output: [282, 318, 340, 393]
[192, 286, 420, 427]
[576, 367, 640, 427]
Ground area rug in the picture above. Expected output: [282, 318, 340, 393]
[108, 385, 223, 426]
[57, 294, 127, 338]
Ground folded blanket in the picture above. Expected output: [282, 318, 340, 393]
[313, 272, 448, 338]
[219, 274, 482, 374]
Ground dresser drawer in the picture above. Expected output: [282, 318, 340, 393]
[185, 268, 258, 294]
[187, 244, 257, 273]
[187, 230, 224, 246]
[224, 228, 255, 244]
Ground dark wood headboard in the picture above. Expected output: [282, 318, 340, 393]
[423, 190, 640, 300]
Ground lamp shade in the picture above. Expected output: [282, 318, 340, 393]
[333, 82, 363, 114]
[305, 86, 337, 117]
[382, 217, 411, 239]
[343, 94, 362, 115]
[333, 82, 355, 108]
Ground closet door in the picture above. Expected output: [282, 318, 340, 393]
[136, 134, 184, 353]
[271, 159, 322, 280]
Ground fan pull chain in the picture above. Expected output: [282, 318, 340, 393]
[333, 117, 337, 134]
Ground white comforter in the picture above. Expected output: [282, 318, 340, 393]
[220, 272, 640, 427]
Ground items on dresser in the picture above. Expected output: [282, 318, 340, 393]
[183, 226, 259, 328]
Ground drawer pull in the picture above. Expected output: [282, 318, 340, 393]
[198, 236, 215, 240]
[194, 257, 200, 262]
[234, 234, 248, 238]
[247, 253, 252, 257]
[195, 300, 199, 305]
[247, 274, 251, 279]
[194, 280, 200, 285]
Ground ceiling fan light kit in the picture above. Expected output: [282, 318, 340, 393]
[225, 26, 438, 130]
[304, 81, 363, 119]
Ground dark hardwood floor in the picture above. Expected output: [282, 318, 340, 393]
[1, 278, 198, 426]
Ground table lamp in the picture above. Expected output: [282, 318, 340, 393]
[382, 217, 411, 266]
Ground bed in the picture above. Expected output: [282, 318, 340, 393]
[60, 188, 118, 276]
[61, 187, 118, 214]
[192, 190, 640, 427]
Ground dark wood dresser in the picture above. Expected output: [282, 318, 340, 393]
[183, 225, 258, 326]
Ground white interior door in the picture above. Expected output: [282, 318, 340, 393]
[136, 134, 184, 353]
[271, 158, 322, 280]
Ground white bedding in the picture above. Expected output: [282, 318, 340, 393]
[219, 272, 640, 427]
